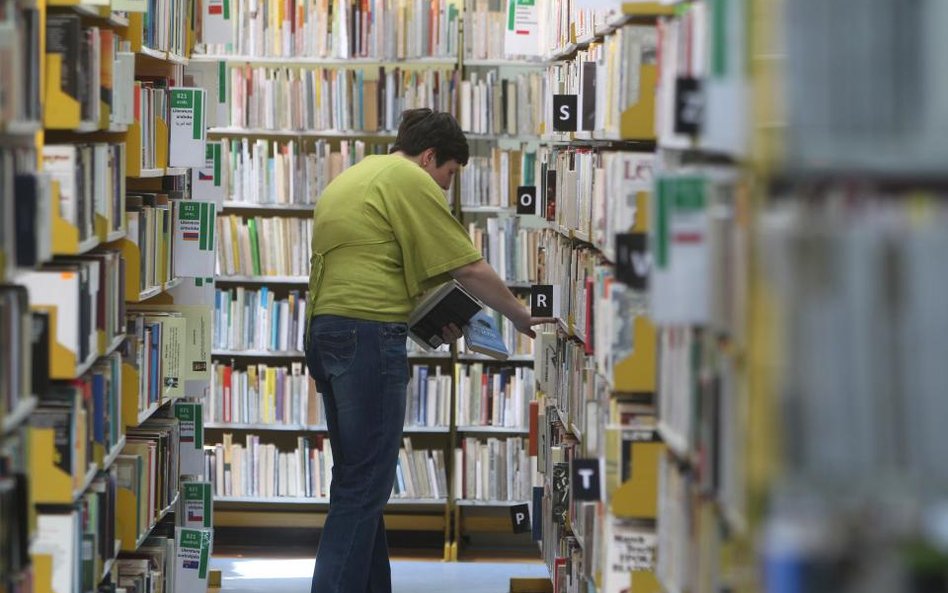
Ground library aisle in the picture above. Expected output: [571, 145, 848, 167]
[210, 557, 549, 593]
[3, 0, 945, 592]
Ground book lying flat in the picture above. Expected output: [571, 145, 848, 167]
[408, 281, 509, 360]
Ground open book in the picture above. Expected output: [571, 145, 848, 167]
[408, 281, 509, 360]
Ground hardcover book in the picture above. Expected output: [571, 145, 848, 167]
[408, 281, 508, 359]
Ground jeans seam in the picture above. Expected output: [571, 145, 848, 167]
[332, 424, 383, 592]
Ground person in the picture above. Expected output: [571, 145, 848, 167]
[303, 108, 550, 593]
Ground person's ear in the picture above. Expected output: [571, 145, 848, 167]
[423, 148, 437, 167]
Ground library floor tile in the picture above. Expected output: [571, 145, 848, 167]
[212, 556, 550, 593]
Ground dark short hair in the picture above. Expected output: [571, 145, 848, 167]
[391, 108, 469, 166]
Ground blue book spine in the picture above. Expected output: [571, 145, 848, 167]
[271, 300, 279, 350]
[214, 289, 222, 348]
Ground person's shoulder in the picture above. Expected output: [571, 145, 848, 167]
[374, 156, 440, 195]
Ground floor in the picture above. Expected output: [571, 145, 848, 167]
[211, 556, 551, 593]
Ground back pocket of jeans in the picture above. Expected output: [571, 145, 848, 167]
[315, 329, 357, 377]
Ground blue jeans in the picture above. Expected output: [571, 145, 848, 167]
[304, 315, 409, 593]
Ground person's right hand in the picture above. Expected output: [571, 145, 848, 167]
[513, 309, 557, 338]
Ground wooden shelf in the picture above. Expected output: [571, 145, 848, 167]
[205, 422, 450, 434]
[132, 396, 176, 428]
[76, 235, 101, 255]
[463, 59, 547, 68]
[212, 349, 305, 358]
[207, 127, 397, 140]
[102, 435, 127, 472]
[190, 55, 458, 68]
[465, 133, 543, 143]
[458, 353, 534, 363]
[455, 499, 531, 507]
[133, 492, 179, 550]
[220, 201, 315, 213]
[3, 120, 42, 135]
[71, 465, 99, 503]
[216, 275, 309, 284]
[460, 206, 515, 214]
[134, 277, 183, 303]
[657, 422, 695, 467]
[407, 351, 452, 360]
[166, 53, 190, 66]
[132, 168, 164, 179]
[215, 495, 448, 506]
[456, 426, 529, 435]
[99, 540, 122, 584]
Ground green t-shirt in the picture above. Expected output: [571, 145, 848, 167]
[307, 154, 482, 322]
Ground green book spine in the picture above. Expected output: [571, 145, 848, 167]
[247, 218, 262, 276]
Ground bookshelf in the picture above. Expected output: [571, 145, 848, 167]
[2, 0, 218, 590]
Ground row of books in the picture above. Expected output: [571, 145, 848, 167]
[534, 402, 664, 593]
[544, 24, 660, 140]
[214, 287, 308, 353]
[218, 138, 387, 206]
[530, 147, 655, 262]
[18, 255, 125, 371]
[536, 333, 596, 439]
[136, 81, 170, 171]
[215, 214, 312, 278]
[145, 0, 193, 57]
[206, 432, 451, 501]
[655, 2, 750, 156]
[0, 0, 40, 127]
[466, 217, 540, 284]
[395, 438, 449, 500]
[462, 0, 505, 61]
[532, 235, 660, 395]
[126, 193, 176, 294]
[45, 17, 133, 129]
[31, 352, 127, 492]
[206, 361, 457, 429]
[208, 433, 330, 498]
[46, 14, 102, 125]
[208, 362, 317, 427]
[118, 418, 182, 546]
[762, 198, 948, 493]
[459, 71, 544, 137]
[455, 436, 535, 502]
[404, 365, 452, 428]
[125, 309, 189, 415]
[455, 364, 534, 429]
[43, 143, 127, 246]
[459, 147, 535, 209]
[200, 0, 460, 60]
[541, 1, 613, 58]
[225, 65, 458, 132]
[35, 512, 208, 593]
[33, 471, 117, 593]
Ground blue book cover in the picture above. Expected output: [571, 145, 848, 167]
[463, 310, 509, 361]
